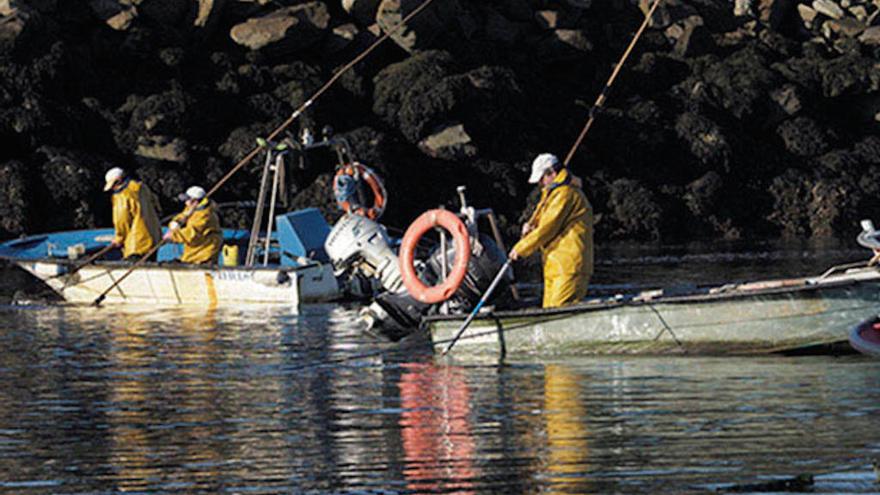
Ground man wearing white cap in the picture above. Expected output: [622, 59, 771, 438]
[163, 185, 222, 264]
[104, 167, 162, 260]
[509, 153, 594, 308]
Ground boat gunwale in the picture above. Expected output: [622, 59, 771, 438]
[423, 266, 880, 324]
[5, 256, 326, 273]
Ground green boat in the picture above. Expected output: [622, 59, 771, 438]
[426, 263, 880, 357]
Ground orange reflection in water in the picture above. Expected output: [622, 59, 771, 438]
[399, 363, 477, 495]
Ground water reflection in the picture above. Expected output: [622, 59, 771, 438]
[0, 304, 879, 493]
[399, 363, 477, 494]
[543, 364, 591, 494]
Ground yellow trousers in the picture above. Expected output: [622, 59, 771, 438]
[543, 272, 590, 308]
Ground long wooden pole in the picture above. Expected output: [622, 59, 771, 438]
[91, 240, 165, 306]
[49, 244, 115, 281]
[442, 259, 512, 356]
[563, 0, 664, 166]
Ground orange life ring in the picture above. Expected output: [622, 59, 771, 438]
[333, 162, 387, 220]
[399, 209, 471, 304]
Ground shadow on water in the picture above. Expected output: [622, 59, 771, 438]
[0, 241, 879, 493]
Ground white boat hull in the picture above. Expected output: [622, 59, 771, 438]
[428, 268, 880, 357]
[17, 260, 340, 307]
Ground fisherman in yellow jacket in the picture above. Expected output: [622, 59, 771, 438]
[510, 153, 594, 308]
[163, 186, 222, 264]
[104, 167, 162, 260]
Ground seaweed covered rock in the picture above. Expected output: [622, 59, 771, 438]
[674, 111, 732, 172]
[0, 160, 31, 236]
[373, 51, 527, 157]
[605, 178, 663, 240]
[775, 116, 831, 157]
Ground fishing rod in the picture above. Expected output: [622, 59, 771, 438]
[563, 0, 663, 166]
[91, 0, 441, 307]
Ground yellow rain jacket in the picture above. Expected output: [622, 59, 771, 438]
[513, 169, 594, 308]
[112, 180, 162, 258]
[169, 199, 222, 264]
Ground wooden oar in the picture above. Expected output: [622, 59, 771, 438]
[442, 259, 512, 356]
[48, 244, 115, 280]
[91, 240, 165, 306]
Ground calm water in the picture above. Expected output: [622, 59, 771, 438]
[1, 242, 880, 494]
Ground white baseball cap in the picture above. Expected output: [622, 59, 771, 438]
[103, 167, 125, 191]
[528, 153, 560, 183]
[178, 185, 206, 202]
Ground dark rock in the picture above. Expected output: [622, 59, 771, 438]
[535, 28, 593, 62]
[375, 0, 472, 53]
[373, 52, 527, 157]
[775, 116, 830, 156]
[684, 170, 722, 217]
[769, 83, 803, 115]
[674, 112, 731, 171]
[681, 45, 781, 119]
[0, 160, 31, 236]
[342, 0, 381, 26]
[606, 178, 662, 240]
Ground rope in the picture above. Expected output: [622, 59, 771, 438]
[562, 0, 664, 166]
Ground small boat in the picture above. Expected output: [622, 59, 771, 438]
[0, 208, 341, 307]
[849, 315, 880, 356]
[426, 263, 880, 357]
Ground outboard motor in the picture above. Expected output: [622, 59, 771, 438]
[424, 233, 509, 312]
[325, 214, 429, 338]
[325, 186, 515, 341]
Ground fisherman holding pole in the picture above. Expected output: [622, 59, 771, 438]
[509, 154, 594, 308]
[103, 167, 162, 261]
[163, 186, 223, 265]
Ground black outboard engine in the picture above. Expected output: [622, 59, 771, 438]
[425, 233, 509, 312]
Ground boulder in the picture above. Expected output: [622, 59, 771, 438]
[375, 0, 469, 53]
[194, 0, 227, 32]
[230, 2, 330, 53]
[535, 28, 593, 62]
[638, 0, 699, 29]
[88, 0, 137, 30]
[135, 135, 189, 163]
[417, 122, 478, 160]
[485, 8, 522, 44]
[342, 0, 381, 25]
[666, 15, 713, 57]
[775, 116, 830, 157]
[323, 22, 359, 54]
[797, 3, 817, 24]
[859, 26, 880, 45]
[606, 178, 662, 240]
[0, 0, 42, 53]
[812, 0, 844, 19]
[769, 84, 803, 115]
[826, 17, 866, 37]
[533, 10, 581, 29]
[674, 112, 731, 171]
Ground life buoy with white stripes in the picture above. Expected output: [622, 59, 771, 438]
[399, 209, 470, 304]
[333, 163, 387, 220]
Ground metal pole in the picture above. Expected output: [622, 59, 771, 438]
[262, 152, 284, 266]
[246, 150, 273, 266]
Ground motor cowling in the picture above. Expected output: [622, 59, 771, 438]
[324, 213, 404, 293]
[425, 233, 509, 310]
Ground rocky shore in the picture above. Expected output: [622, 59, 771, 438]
[1, 0, 878, 243]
